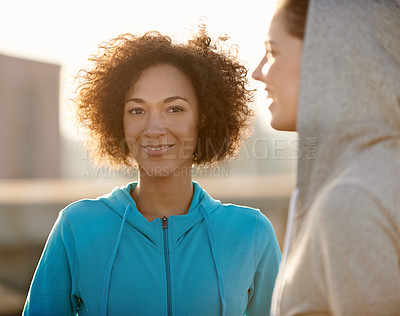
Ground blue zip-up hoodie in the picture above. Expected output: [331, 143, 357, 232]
[23, 181, 281, 315]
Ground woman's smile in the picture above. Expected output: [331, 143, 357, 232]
[141, 144, 174, 156]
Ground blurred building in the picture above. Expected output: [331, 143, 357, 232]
[0, 54, 60, 315]
[0, 54, 61, 178]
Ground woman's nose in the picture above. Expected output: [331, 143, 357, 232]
[252, 56, 268, 81]
[144, 112, 167, 138]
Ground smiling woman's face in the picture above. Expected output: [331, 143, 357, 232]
[252, 13, 303, 131]
[123, 64, 198, 177]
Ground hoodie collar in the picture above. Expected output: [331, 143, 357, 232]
[99, 181, 221, 247]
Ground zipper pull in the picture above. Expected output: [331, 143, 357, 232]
[162, 216, 168, 229]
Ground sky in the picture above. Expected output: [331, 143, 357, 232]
[1, 0, 276, 140]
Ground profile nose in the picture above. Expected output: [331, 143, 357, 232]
[144, 112, 166, 138]
[252, 55, 268, 81]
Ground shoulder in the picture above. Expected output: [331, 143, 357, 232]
[214, 203, 276, 241]
[215, 202, 260, 224]
[219, 203, 273, 224]
[59, 197, 116, 232]
[61, 198, 105, 217]
[315, 180, 370, 218]
[217, 204, 280, 262]
[311, 178, 397, 235]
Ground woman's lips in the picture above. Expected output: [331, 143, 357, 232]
[266, 93, 278, 102]
[141, 144, 174, 156]
[267, 95, 278, 108]
[264, 87, 277, 103]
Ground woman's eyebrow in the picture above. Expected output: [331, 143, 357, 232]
[163, 96, 189, 103]
[126, 97, 144, 104]
[125, 96, 189, 104]
[265, 39, 278, 47]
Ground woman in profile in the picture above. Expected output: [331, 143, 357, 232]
[23, 28, 281, 315]
[253, 0, 400, 315]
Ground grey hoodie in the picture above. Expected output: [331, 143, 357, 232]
[272, 0, 400, 315]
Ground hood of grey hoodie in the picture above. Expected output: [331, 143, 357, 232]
[294, 0, 400, 232]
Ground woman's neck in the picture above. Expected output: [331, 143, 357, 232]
[131, 169, 194, 222]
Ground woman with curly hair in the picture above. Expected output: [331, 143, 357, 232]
[23, 29, 281, 316]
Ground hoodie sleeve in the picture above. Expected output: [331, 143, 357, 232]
[246, 212, 282, 316]
[23, 211, 79, 316]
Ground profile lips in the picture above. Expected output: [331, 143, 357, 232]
[265, 87, 278, 102]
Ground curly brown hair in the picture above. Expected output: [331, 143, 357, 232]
[74, 28, 254, 168]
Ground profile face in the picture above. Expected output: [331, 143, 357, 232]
[123, 64, 199, 177]
[252, 13, 303, 131]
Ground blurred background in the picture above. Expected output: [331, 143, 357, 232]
[0, 0, 297, 314]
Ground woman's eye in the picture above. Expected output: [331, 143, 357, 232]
[266, 49, 274, 59]
[129, 108, 145, 115]
[168, 106, 184, 113]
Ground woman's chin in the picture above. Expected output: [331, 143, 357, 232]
[270, 118, 297, 132]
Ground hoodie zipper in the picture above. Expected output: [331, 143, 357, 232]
[162, 216, 172, 316]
